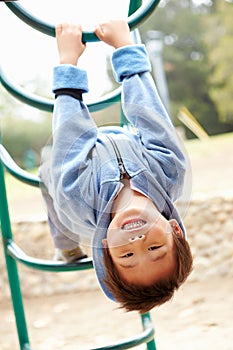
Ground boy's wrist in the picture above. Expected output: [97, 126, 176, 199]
[59, 56, 78, 66]
[114, 40, 133, 49]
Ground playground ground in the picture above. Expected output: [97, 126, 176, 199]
[1, 277, 232, 350]
[1, 132, 233, 350]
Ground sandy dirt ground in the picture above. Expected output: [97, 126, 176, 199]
[1, 134, 233, 350]
[1, 277, 232, 350]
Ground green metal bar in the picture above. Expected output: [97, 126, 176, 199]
[128, 0, 142, 16]
[141, 313, 157, 350]
[0, 144, 40, 187]
[91, 313, 155, 350]
[128, 0, 159, 29]
[7, 240, 93, 272]
[0, 65, 53, 113]
[0, 4, 148, 115]
[0, 160, 31, 350]
[5, 0, 160, 41]
[22, 345, 33, 350]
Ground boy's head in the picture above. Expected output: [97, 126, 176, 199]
[92, 190, 193, 313]
[102, 224, 193, 313]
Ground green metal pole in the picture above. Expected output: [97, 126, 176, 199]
[128, 0, 142, 16]
[5, 0, 160, 41]
[141, 313, 157, 350]
[0, 161, 31, 350]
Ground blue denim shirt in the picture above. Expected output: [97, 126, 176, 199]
[50, 45, 189, 300]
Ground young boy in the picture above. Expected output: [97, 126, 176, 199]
[40, 20, 193, 313]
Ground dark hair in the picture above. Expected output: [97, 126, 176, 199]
[102, 232, 193, 313]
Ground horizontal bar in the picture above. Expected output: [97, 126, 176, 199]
[7, 240, 93, 272]
[0, 144, 40, 187]
[5, 0, 160, 41]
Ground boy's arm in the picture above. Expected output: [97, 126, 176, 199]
[49, 24, 97, 231]
[52, 22, 88, 131]
[116, 50, 187, 200]
[95, 21, 187, 200]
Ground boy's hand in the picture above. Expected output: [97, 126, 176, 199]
[55, 23, 86, 65]
[94, 20, 133, 49]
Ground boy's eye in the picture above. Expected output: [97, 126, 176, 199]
[122, 252, 133, 258]
[148, 246, 162, 251]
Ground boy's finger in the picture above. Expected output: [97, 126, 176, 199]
[55, 23, 63, 36]
[94, 24, 104, 38]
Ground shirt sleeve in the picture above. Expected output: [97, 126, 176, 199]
[49, 64, 98, 232]
[112, 45, 187, 200]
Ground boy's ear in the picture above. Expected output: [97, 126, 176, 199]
[169, 219, 184, 238]
[102, 239, 108, 248]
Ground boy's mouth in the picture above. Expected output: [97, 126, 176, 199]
[121, 219, 146, 230]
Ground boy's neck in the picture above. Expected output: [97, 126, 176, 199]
[111, 178, 147, 218]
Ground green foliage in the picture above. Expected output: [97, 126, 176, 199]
[205, 0, 233, 123]
[140, 0, 233, 137]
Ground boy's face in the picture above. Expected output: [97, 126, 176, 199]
[102, 191, 183, 286]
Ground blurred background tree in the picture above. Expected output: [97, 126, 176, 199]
[205, 0, 233, 124]
[140, 0, 233, 137]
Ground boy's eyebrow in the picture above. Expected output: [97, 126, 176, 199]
[119, 251, 167, 269]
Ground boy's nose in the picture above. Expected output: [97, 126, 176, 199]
[129, 234, 146, 243]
